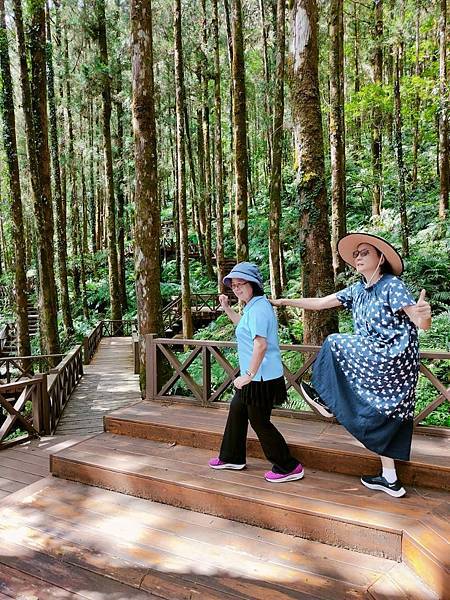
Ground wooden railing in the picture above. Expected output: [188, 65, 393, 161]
[0, 353, 65, 383]
[46, 346, 83, 434]
[83, 322, 103, 365]
[0, 345, 84, 447]
[145, 336, 450, 431]
[0, 377, 47, 448]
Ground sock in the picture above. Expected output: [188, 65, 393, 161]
[382, 467, 397, 483]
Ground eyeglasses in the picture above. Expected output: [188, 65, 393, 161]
[231, 282, 249, 290]
[352, 249, 371, 259]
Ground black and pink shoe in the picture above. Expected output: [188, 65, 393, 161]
[264, 463, 304, 483]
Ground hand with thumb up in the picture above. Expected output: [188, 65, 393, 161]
[415, 289, 431, 318]
[409, 289, 432, 330]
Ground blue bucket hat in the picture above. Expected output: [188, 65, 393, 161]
[223, 262, 264, 291]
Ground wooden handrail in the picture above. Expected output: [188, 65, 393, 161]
[0, 354, 65, 383]
[145, 336, 450, 430]
[0, 377, 44, 448]
[0, 345, 84, 446]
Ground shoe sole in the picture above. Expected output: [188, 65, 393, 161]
[265, 470, 305, 483]
[209, 463, 246, 470]
[299, 383, 334, 419]
[361, 478, 406, 498]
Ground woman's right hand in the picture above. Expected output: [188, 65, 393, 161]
[219, 294, 229, 309]
[269, 298, 284, 307]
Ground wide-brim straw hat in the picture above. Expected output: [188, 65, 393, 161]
[338, 232, 404, 276]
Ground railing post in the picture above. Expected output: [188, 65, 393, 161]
[145, 334, 156, 400]
[202, 346, 211, 405]
[83, 336, 90, 365]
[41, 373, 50, 435]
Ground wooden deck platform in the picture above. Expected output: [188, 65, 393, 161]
[104, 401, 450, 489]
[0, 476, 439, 599]
[50, 401, 449, 598]
[55, 337, 141, 436]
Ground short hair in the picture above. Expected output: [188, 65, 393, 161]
[249, 281, 264, 296]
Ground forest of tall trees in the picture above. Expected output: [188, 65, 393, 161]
[0, 0, 448, 363]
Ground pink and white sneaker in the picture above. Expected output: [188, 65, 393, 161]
[208, 457, 246, 470]
[264, 463, 304, 483]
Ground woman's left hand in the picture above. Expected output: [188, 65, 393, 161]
[234, 375, 252, 389]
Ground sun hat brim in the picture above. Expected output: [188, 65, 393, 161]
[338, 233, 404, 276]
[223, 267, 263, 290]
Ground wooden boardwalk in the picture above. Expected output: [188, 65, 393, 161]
[0, 337, 140, 500]
[55, 337, 141, 436]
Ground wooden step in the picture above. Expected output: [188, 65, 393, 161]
[50, 433, 449, 597]
[104, 401, 450, 490]
[0, 477, 439, 600]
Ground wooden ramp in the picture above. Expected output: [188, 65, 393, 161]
[55, 337, 141, 436]
[49, 401, 449, 598]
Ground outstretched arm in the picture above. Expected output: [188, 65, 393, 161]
[271, 293, 342, 311]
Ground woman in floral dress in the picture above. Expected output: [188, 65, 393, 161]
[272, 233, 432, 497]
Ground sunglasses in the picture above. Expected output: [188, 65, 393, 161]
[352, 249, 371, 258]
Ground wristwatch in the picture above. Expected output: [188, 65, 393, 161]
[245, 369, 255, 379]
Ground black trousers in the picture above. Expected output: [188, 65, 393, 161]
[219, 390, 299, 474]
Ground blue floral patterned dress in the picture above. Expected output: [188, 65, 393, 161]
[312, 274, 419, 460]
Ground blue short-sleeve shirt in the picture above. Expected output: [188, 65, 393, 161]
[235, 295, 283, 381]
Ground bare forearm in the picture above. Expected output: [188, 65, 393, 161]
[276, 294, 341, 310]
[248, 339, 267, 375]
[224, 305, 240, 324]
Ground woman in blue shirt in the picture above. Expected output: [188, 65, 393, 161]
[272, 233, 432, 497]
[208, 262, 303, 483]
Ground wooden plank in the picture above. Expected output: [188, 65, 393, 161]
[0, 538, 154, 599]
[0, 466, 40, 485]
[0, 563, 82, 599]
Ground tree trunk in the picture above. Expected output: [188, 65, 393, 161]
[131, 0, 164, 374]
[352, 2, 361, 152]
[259, 0, 272, 176]
[212, 0, 225, 292]
[269, 0, 285, 300]
[95, 0, 122, 321]
[438, 0, 449, 219]
[28, 0, 60, 356]
[200, 0, 214, 279]
[88, 97, 97, 252]
[394, 44, 409, 256]
[411, 0, 420, 186]
[288, 0, 338, 344]
[371, 0, 383, 217]
[231, 0, 249, 262]
[115, 62, 127, 311]
[0, 0, 31, 358]
[64, 29, 81, 300]
[174, 0, 193, 338]
[329, 0, 346, 278]
[47, 4, 73, 337]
